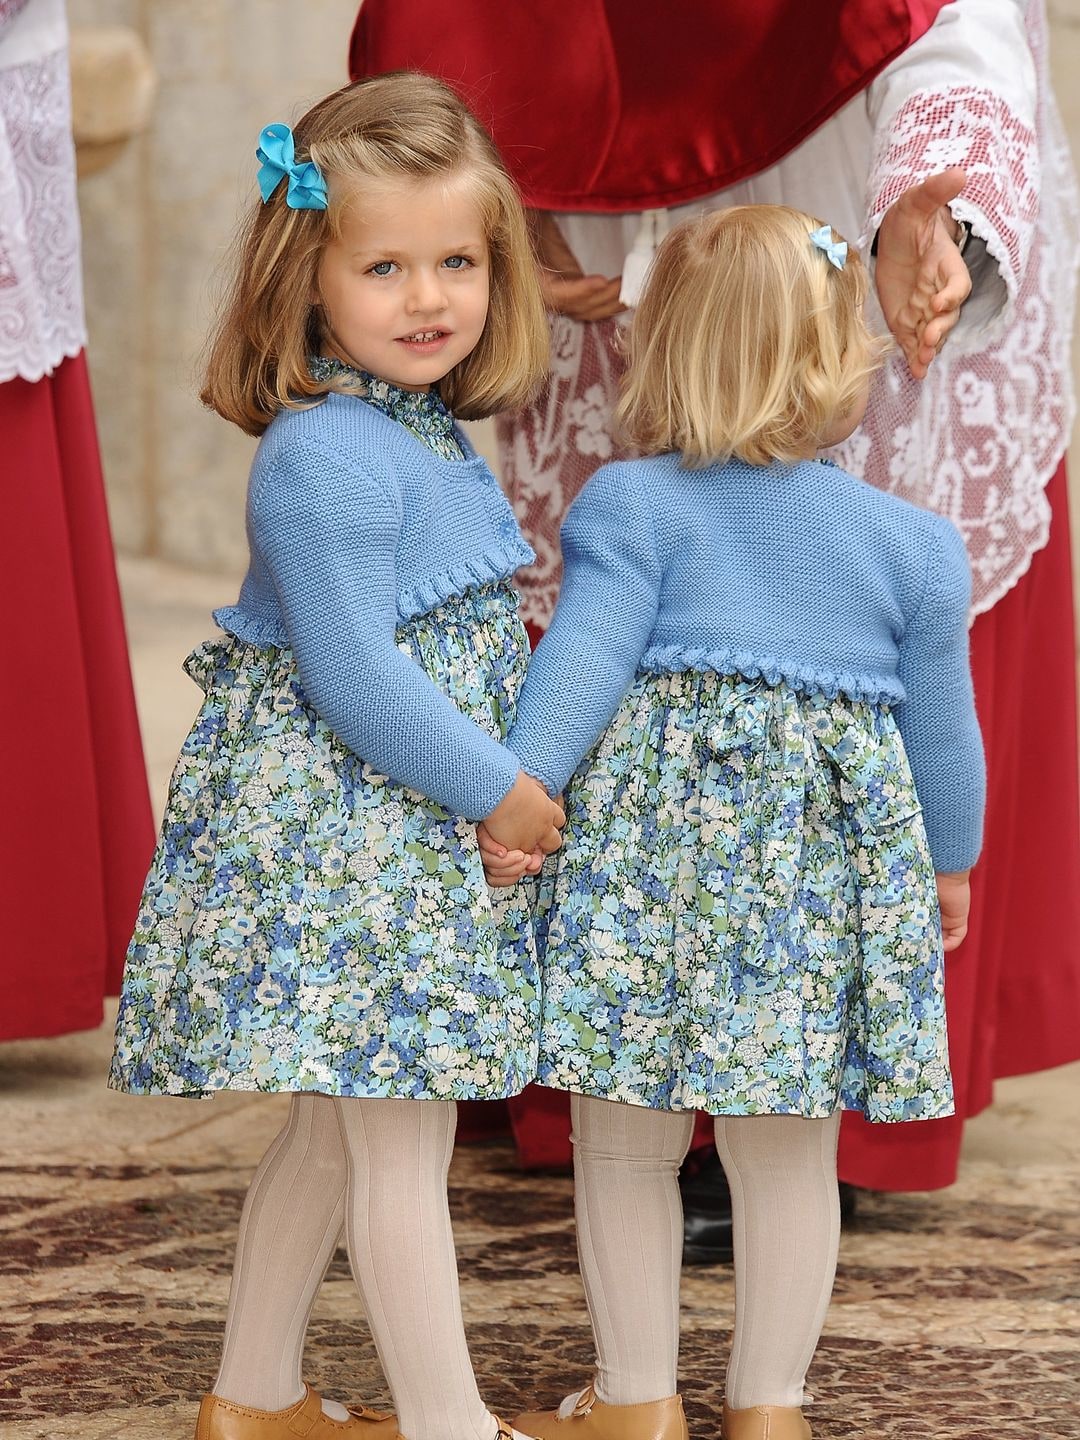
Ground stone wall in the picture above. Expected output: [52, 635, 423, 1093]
[71, 0, 364, 574]
[74, 0, 1080, 590]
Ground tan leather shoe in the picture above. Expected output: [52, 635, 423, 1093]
[195, 1385, 397, 1440]
[720, 1402, 811, 1440]
[514, 1383, 688, 1440]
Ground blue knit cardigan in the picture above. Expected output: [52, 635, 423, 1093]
[508, 454, 985, 871]
[214, 391, 534, 821]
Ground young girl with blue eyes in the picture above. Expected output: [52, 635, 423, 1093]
[109, 72, 562, 1440]
[493, 206, 985, 1440]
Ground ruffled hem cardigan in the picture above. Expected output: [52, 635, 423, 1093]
[215, 385, 534, 821]
[508, 454, 985, 872]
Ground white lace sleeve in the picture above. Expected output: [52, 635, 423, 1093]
[828, 0, 1078, 619]
[863, 0, 1039, 347]
[0, 0, 86, 384]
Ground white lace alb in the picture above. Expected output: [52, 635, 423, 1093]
[0, 0, 86, 384]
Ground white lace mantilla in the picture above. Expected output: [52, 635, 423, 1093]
[0, 36, 87, 383]
[500, 0, 1077, 628]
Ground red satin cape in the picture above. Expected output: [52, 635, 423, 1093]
[0, 355, 155, 1040]
[348, 0, 950, 212]
[460, 462, 1080, 1192]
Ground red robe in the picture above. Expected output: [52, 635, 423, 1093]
[350, 0, 950, 212]
[0, 356, 155, 1039]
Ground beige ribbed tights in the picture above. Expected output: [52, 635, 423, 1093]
[214, 1094, 497, 1440]
[571, 1095, 842, 1409]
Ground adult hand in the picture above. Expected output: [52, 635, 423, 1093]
[874, 167, 972, 380]
[529, 210, 626, 322]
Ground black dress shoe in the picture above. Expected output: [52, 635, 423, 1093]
[678, 1147, 859, 1266]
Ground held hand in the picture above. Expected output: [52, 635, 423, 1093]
[476, 822, 545, 888]
[874, 167, 972, 380]
[483, 772, 566, 859]
[936, 870, 971, 952]
[528, 210, 626, 322]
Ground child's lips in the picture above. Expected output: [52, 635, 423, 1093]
[396, 329, 453, 352]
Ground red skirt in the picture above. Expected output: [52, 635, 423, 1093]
[460, 460, 1080, 1189]
[0, 354, 155, 1040]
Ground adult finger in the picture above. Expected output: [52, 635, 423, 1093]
[900, 166, 968, 219]
[543, 274, 625, 320]
[930, 265, 972, 314]
[919, 304, 962, 359]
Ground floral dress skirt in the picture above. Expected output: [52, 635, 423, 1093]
[537, 671, 954, 1123]
[109, 584, 538, 1101]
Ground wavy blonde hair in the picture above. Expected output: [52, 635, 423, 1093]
[616, 205, 889, 467]
[201, 72, 549, 436]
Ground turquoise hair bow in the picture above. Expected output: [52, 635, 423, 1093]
[256, 123, 328, 211]
[809, 224, 847, 270]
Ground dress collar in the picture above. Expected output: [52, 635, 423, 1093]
[308, 356, 457, 440]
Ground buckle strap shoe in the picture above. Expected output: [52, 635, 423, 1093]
[721, 1402, 811, 1440]
[514, 1382, 688, 1440]
[195, 1385, 397, 1440]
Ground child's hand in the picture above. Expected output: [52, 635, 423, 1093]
[476, 822, 545, 888]
[483, 772, 565, 857]
[936, 870, 971, 952]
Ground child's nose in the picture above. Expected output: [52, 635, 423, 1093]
[406, 269, 448, 314]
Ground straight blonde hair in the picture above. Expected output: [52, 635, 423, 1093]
[616, 205, 889, 467]
[202, 72, 549, 436]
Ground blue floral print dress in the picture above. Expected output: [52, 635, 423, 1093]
[536, 671, 953, 1124]
[109, 363, 538, 1101]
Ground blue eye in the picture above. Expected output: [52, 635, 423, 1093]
[444, 255, 471, 270]
[369, 260, 395, 276]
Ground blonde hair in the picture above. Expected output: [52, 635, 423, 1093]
[202, 72, 549, 436]
[616, 205, 889, 467]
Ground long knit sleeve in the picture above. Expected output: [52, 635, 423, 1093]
[508, 461, 661, 794]
[894, 517, 985, 871]
[252, 440, 520, 821]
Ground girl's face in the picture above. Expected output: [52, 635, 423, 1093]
[316, 174, 490, 391]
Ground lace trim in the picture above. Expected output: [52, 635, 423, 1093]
[0, 45, 86, 383]
[864, 84, 1040, 332]
[638, 645, 905, 708]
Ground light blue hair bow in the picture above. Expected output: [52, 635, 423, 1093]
[256, 123, 328, 211]
[809, 224, 847, 270]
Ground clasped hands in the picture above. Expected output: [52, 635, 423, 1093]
[480, 776, 974, 953]
[479, 772, 564, 887]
